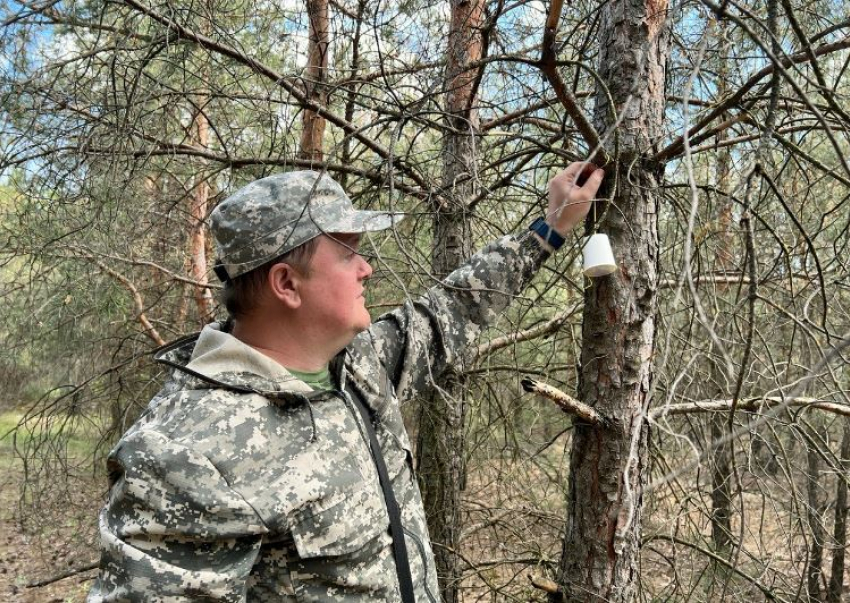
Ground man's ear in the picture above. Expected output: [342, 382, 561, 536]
[267, 263, 302, 309]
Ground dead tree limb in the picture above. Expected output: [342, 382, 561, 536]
[538, 0, 604, 160]
[473, 302, 580, 361]
[521, 377, 609, 427]
[64, 247, 166, 346]
[650, 397, 850, 419]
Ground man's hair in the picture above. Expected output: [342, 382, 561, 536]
[221, 237, 321, 319]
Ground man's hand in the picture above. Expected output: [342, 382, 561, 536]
[546, 161, 605, 236]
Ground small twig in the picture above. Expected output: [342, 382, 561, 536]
[65, 244, 221, 290]
[647, 535, 782, 601]
[521, 377, 608, 426]
[27, 561, 99, 588]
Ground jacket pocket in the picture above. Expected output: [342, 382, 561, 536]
[288, 484, 397, 601]
[290, 483, 389, 558]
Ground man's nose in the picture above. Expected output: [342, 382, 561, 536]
[359, 255, 373, 279]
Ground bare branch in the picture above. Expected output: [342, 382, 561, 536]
[66, 249, 166, 346]
[521, 377, 609, 426]
[651, 396, 850, 420]
[537, 0, 604, 159]
[473, 302, 580, 361]
[120, 0, 430, 191]
[647, 535, 784, 602]
[653, 32, 850, 162]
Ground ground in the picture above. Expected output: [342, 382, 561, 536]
[0, 412, 100, 602]
[1, 410, 846, 601]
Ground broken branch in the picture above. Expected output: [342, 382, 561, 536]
[521, 376, 608, 426]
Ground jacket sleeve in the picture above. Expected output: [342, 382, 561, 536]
[88, 429, 268, 602]
[361, 232, 550, 403]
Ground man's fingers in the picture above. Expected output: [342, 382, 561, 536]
[553, 161, 593, 186]
[545, 162, 606, 233]
[577, 168, 605, 197]
[550, 162, 600, 195]
[574, 163, 600, 187]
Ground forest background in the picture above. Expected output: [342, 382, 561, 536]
[1, 0, 849, 601]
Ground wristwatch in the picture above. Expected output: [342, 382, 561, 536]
[529, 217, 565, 251]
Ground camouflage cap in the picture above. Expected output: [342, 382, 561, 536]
[211, 170, 402, 280]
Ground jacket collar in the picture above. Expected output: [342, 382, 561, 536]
[154, 322, 326, 401]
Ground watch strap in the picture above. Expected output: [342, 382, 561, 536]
[529, 217, 565, 251]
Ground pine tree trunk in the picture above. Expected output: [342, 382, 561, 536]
[708, 198, 734, 565]
[826, 417, 850, 603]
[807, 437, 826, 601]
[553, 0, 668, 600]
[708, 405, 733, 556]
[338, 0, 367, 190]
[187, 103, 214, 326]
[709, 43, 734, 559]
[417, 2, 483, 601]
[298, 0, 328, 162]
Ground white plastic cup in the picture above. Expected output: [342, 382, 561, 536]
[582, 233, 617, 277]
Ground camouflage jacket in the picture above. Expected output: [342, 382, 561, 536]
[88, 234, 550, 602]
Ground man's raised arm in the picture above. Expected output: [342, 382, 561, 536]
[361, 162, 605, 402]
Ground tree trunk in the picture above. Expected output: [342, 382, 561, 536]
[186, 13, 214, 327]
[709, 36, 734, 560]
[338, 0, 367, 190]
[298, 0, 328, 162]
[806, 434, 826, 601]
[708, 404, 733, 556]
[417, 2, 483, 601]
[187, 104, 214, 326]
[708, 178, 734, 563]
[826, 417, 850, 603]
[554, 0, 668, 599]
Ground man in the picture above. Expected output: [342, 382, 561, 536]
[88, 162, 604, 601]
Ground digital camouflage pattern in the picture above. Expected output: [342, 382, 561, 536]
[211, 171, 402, 280]
[88, 232, 550, 602]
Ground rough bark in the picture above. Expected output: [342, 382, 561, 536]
[708, 396, 734, 557]
[338, 0, 367, 189]
[826, 418, 850, 603]
[806, 435, 826, 601]
[298, 0, 329, 162]
[416, 1, 483, 601]
[553, 0, 668, 599]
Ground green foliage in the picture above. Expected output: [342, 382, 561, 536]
[0, 410, 99, 461]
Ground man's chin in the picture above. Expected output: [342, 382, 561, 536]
[337, 320, 372, 354]
[343, 315, 372, 341]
